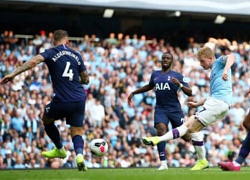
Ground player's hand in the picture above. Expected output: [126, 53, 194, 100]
[222, 70, 228, 81]
[244, 89, 250, 98]
[187, 101, 198, 108]
[0, 73, 15, 85]
[127, 93, 134, 106]
[171, 77, 180, 86]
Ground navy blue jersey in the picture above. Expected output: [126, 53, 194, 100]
[41, 44, 87, 102]
[149, 70, 189, 110]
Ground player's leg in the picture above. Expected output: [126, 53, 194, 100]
[190, 97, 229, 170]
[144, 108, 169, 170]
[218, 111, 250, 171]
[236, 111, 250, 164]
[243, 110, 250, 131]
[71, 126, 87, 171]
[155, 122, 168, 170]
[142, 108, 188, 146]
[169, 112, 191, 142]
[186, 116, 208, 170]
[41, 101, 66, 158]
[67, 100, 87, 171]
[142, 117, 192, 146]
[142, 125, 188, 145]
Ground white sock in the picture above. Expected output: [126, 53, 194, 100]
[159, 125, 188, 141]
[190, 131, 206, 160]
[233, 161, 240, 166]
[161, 160, 167, 166]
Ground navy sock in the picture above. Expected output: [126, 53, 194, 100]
[44, 124, 63, 149]
[236, 131, 250, 165]
[157, 141, 166, 161]
[72, 135, 84, 155]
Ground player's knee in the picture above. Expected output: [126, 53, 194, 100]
[42, 118, 54, 125]
[71, 126, 82, 137]
[182, 133, 191, 142]
[155, 123, 167, 135]
[156, 128, 166, 136]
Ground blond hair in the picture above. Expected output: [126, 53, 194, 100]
[197, 46, 214, 60]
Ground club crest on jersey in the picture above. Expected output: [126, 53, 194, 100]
[155, 83, 170, 90]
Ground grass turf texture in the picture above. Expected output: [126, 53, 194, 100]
[1, 167, 250, 180]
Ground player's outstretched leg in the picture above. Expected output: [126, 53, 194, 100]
[142, 125, 188, 146]
[42, 147, 67, 158]
[218, 161, 240, 171]
[76, 154, 87, 171]
[142, 136, 161, 146]
[190, 159, 209, 170]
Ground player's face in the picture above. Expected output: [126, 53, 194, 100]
[161, 54, 173, 69]
[199, 56, 213, 70]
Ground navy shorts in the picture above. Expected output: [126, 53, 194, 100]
[43, 100, 86, 127]
[154, 106, 185, 128]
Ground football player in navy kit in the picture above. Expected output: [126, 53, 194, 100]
[128, 52, 192, 170]
[0, 30, 89, 171]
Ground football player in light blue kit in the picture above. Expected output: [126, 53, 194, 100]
[143, 46, 235, 170]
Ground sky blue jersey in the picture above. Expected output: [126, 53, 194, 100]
[210, 56, 232, 106]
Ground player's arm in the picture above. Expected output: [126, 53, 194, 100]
[79, 70, 89, 85]
[178, 83, 192, 96]
[132, 84, 154, 95]
[0, 55, 44, 85]
[222, 54, 235, 81]
[172, 77, 192, 96]
[187, 98, 206, 108]
[127, 84, 154, 105]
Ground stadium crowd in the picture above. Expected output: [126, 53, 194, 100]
[0, 30, 250, 169]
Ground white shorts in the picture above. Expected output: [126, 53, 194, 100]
[195, 96, 229, 127]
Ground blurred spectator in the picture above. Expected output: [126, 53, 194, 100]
[3, 149, 15, 169]
[88, 99, 105, 128]
[0, 154, 7, 169]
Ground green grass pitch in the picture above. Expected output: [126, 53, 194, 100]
[1, 167, 250, 180]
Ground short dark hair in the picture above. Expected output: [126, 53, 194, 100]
[53, 30, 68, 42]
[162, 52, 173, 60]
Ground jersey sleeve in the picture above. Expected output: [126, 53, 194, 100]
[217, 56, 227, 66]
[40, 49, 51, 62]
[179, 74, 190, 88]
